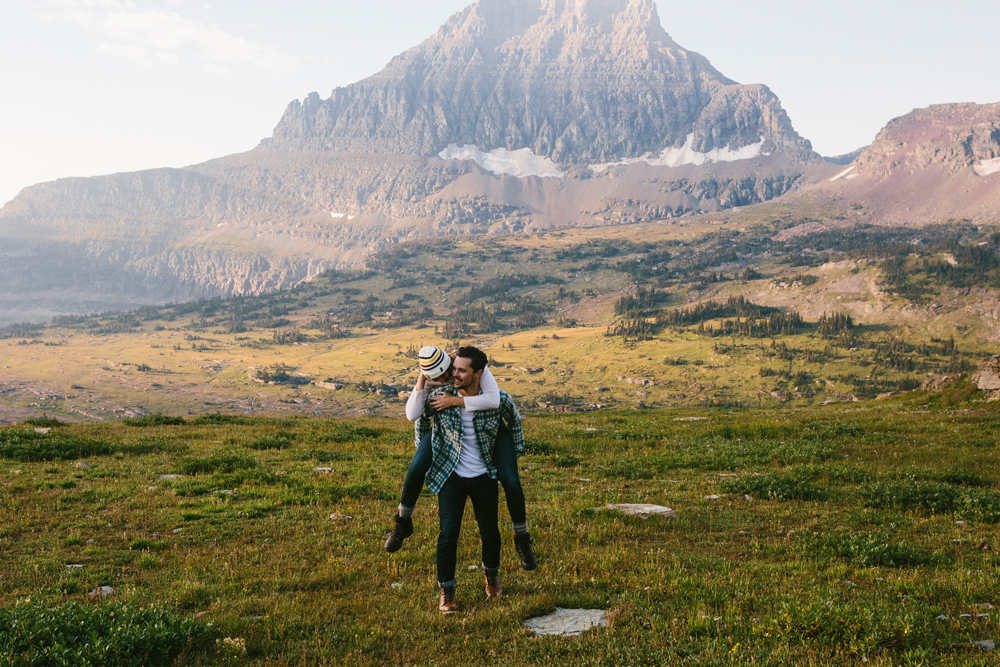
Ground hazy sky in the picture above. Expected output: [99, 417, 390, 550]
[2, 0, 999, 207]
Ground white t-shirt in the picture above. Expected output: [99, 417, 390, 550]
[453, 407, 487, 478]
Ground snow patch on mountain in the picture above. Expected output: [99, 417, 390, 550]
[974, 158, 1000, 177]
[830, 166, 857, 182]
[438, 145, 565, 178]
[589, 134, 766, 172]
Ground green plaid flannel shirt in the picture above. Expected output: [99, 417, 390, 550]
[415, 386, 524, 495]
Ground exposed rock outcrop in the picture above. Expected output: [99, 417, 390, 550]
[973, 356, 1000, 401]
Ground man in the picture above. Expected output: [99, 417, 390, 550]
[385, 346, 536, 572]
[413, 346, 525, 614]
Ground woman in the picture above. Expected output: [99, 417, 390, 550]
[383, 346, 536, 570]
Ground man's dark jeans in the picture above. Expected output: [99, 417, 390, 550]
[437, 472, 501, 588]
[399, 423, 526, 523]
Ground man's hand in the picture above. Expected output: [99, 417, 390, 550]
[430, 394, 464, 411]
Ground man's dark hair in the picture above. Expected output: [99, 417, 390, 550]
[456, 346, 488, 373]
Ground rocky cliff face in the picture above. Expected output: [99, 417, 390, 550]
[0, 0, 825, 321]
[264, 0, 814, 165]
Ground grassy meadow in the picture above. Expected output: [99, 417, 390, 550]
[3, 389, 1000, 665]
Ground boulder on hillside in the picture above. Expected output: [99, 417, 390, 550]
[921, 374, 958, 392]
[973, 356, 1000, 401]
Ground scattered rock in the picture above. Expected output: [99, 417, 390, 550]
[952, 639, 995, 650]
[594, 387, 608, 393]
[74, 461, 93, 470]
[673, 417, 707, 422]
[577, 478, 592, 482]
[937, 615, 949, 622]
[34, 428, 50, 435]
[329, 513, 354, 521]
[391, 583, 403, 589]
[86, 539, 95, 544]
[172, 528, 183, 534]
[194, 611, 209, 619]
[159, 474, 184, 480]
[314, 382, 345, 391]
[66, 564, 84, 570]
[88, 586, 115, 598]
[922, 374, 958, 392]
[704, 495, 721, 500]
[524, 608, 607, 637]
[743, 494, 753, 502]
[314, 467, 333, 472]
[590, 504, 677, 519]
[147, 486, 158, 491]
[468, 565, 479, 570]
[214, 490, 234, 496]
[956, 521, 967, 527]
[208, 541, 217, 548]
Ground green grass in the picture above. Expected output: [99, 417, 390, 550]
[3, 402, 1000, 665]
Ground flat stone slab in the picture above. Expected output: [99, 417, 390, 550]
[524, 608, 607, 637]
[953, 640, 995, 650]
[591, 504, 677, 519]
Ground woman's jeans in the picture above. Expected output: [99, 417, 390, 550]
[400, 423, 526, 524]
[436, 472, 501, 588]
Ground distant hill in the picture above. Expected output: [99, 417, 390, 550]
[804, 103, 1000, 224]
[0, 0, 828, 323]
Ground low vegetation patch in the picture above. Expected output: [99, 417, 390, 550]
[120, 413, 186, 427]
[244, 433, 294, 450]
[859, 481, 1000, 521]
[768, 593, 947, 655]
[0, 599, 213, 666]
[720, 471, 827, 501]
[0, 429, 184, 462]
[804, 531, 944, 568]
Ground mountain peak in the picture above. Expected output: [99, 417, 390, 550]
[263, 0, 813, 165]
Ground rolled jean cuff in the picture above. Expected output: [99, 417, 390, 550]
[438, 579, 457, 589]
